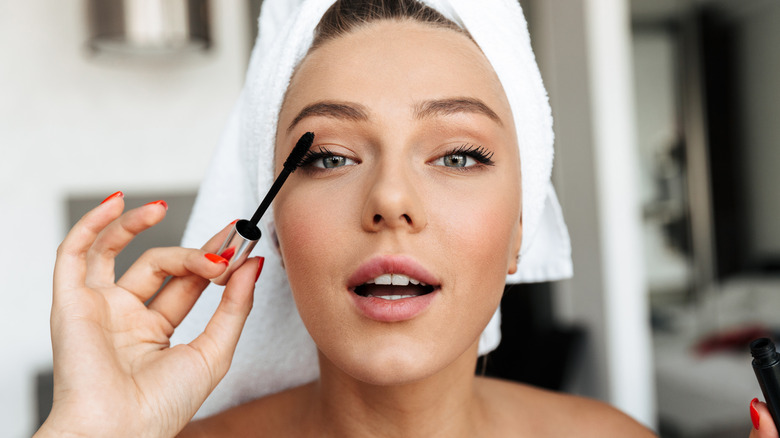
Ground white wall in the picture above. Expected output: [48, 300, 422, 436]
[0, 1, 249, 435]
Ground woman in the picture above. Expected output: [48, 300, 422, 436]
[33, 0, 769, 436]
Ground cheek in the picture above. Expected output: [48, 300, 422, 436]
[435, 181, 520, 273]
[429, 179, 521, 315]
[276, 204, 341, 264]
[274, 194, 350, 287]
[273, 191, 358, 323]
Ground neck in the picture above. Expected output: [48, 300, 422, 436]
[307, 342, 485, 438]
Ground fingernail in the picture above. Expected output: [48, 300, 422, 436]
[144, 200, 168, 210]
[100, 191, 124, 205]
[230, 219, 239, 225]
[205, 253, 229, 265]
[751, 398, 760, 430]
[220, 247, 236, 261]
[255, 257, 265, 282]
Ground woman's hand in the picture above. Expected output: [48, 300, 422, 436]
[750, 398, 779, 438]
[35, 192, 262, 438]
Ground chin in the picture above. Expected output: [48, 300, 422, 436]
[318, 331, 478, 387]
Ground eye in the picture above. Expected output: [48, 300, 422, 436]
[316, 155, 354, 169]
[440, 153, 475, 168]
[432, 144, 495, 169]
[299, 147, 357, 169]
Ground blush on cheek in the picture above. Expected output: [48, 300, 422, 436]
[274, 200, 358, 321]
[453, 205, 518, 266]
[276, 201, 345, 259]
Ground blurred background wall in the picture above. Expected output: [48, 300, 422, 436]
[529, 0, 780, 436]
[0, 1, 252, 436]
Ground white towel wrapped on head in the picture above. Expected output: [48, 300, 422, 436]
[172, 0, 572, 418]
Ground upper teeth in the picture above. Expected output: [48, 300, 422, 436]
[365, 274, 426, 286]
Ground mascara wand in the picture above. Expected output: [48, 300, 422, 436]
[212, 132, 315, 285]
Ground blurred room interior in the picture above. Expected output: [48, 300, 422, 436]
[2, 0, 779, 436]
[628, 0, 780, 436]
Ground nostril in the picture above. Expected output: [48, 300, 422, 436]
[366, 212, 420, 230]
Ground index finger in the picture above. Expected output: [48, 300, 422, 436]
[141, 219, 240, 317]
[53, 192, 125, 294]
[751, 399, 779, 438]
[200, 220, 239, 254]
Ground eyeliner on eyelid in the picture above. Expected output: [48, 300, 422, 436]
[445, 144, 495, 165]
[299, 146, 360, 170]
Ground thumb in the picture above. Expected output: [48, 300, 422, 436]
[188, 256, 262, 388]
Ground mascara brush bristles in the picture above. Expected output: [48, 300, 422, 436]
[249, 132, 315, 225]
[284, 131, 316, 170]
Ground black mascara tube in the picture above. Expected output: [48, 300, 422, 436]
[750, 337, 780, 428]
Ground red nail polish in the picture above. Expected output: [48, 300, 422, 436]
[100, 191, 124, 204]
[220, 247, 236, 261]
[205, 253, 229, 265]
[144, 200, 168, 210]
[230, 219, 239, 225]
[255, 257, 265, 282]
[751, 398, 760, 430]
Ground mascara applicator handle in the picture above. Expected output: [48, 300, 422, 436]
[211, 219, 261, 286]
[209, 131, 315, 286]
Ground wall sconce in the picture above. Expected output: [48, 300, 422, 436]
[87, 0, 210, 56]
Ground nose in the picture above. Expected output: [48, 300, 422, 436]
[361, 162, 427, 233]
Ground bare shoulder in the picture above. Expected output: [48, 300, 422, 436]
[177, 383, 313, 438]
[477, 377, 657, 437]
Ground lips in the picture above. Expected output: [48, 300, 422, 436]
[347, 255, 440, 322]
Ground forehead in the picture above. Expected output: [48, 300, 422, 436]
[279, 20, 513, 128]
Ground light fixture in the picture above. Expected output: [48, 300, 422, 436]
[87, 0, 210, 57]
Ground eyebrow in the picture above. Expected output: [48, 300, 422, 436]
[287, 101, 370, 133]
[414, 97, 503, 126]
[286, 97, 502, 133]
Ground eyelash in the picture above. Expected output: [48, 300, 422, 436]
[299, 146, 337, 168]
[442, 144, 495, 167]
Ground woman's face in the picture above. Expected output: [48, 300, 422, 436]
[273, 20, 522, 385]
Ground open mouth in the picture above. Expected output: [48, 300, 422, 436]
[353, 273, 437, 300]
